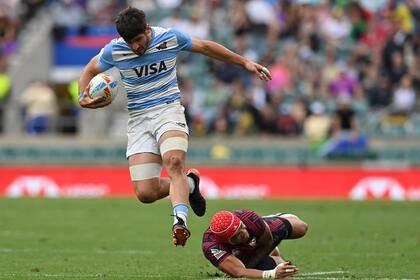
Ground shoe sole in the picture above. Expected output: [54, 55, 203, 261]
[172, 227, 190, 247]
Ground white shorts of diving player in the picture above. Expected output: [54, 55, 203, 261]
[126, 101, 189, 157]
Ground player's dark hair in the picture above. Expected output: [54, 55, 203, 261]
[115, 7, 147, 42]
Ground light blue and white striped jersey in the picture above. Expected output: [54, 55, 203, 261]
[97, 26, 192, 113]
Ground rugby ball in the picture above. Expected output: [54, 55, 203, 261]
[88, 73, 118, 101]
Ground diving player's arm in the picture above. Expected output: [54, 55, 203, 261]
[218, 255, 269, 278]
[78, 55, 112, 109]
[270, 247, 286, 264]
[218, 255, 298, 279]
[189, 38, 271, 81]
[241, 222, 274, 268]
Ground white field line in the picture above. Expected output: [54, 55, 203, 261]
[290, 271, 416, 280]
[294, 278, 347, 280]
[299, 271, 349, 276]
[0, 247, 155, 255]
[0, 272, 416, 280]
[0, 273, 196, 278]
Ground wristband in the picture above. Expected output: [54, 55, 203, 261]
[262, 268, 276, 279]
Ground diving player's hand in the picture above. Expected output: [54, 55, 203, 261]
[274, 261, 298, 278]
[243, 60, 272, 81]
[78, 84, 112, 109]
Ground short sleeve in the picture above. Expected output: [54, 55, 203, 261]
[97, 42, 114, 71]
[170, 28, 193, 51]
[203, 242, 231, 268]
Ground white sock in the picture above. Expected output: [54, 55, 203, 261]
[173, 204, 189, 227]
[187, 177, 195, 194]
[173, 212, 188, 227]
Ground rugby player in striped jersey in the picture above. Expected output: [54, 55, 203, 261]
[78, 7, 272, 247]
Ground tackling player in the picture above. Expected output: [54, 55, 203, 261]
[202, 210, 308, 278]
[78, 7, 272, 247]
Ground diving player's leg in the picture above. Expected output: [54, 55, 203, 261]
[128, 152, 170, 203]
[258, 213, 307, 270]
[263, 213, 308, 239]
[279, 214, 308, 239]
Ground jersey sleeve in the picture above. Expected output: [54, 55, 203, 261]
[170, 28, 193, 51]
[203, 242, 231, 268]
[97, 41, 115, 71]
[202, 231, 232, 268]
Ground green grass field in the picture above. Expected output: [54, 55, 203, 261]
[0, 198, 419, 280]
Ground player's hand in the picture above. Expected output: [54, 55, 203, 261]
[274, 261, 298, 278]
[243, 61, 272, 81]
[79, 84, 111, 109]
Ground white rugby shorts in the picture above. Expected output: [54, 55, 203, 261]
[126, 102, 189, 158]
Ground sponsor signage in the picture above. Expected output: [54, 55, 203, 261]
[1, 167, 420, 200]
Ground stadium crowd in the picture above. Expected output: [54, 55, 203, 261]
[2, 0, 420, 153]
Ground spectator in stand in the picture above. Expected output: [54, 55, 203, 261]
[328, 66, 360, 99]
[20, 81, 58, 135]
[234, 35, 259, 63]
[304, 101, 331, 150]
[387, 51, 408, 86]
[391, 74, 416, 116]
[348, 1, 371, 41]
[362, 66, 391, 110]
[266, 56, 293, 95]
[389, 0, 414, 34]
[321, 95, 368, 157]
[20, 0, 47, 22]
[229, 0, 251, 36]
[86, 0, 124, 25]
[274, 0, 301, 40]
[202, 79, 230, 133]
[0, 73, 10, 133]
[159, 8, 188, 30]
[276, 103, 300, 136]
[156, 0, 182, 10]
[320, 46, 340, 97]
[410, 55, 420, 94]
[245, 0, 276, 35]
[180, 5, 210, 40]
[50, 0, 88, 40]
[127, 0, 155, 13]
[381, 30, 406, 80]
[320, 5, 351, 47]
[44, 0, 420, 139]
[0, 2, 18, 71]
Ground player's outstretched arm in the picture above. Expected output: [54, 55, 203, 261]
[218, 255, 268, 278]
[190, 38, 272, 81]
[78, 56, 112, 109]
[218, 256, 298, 279]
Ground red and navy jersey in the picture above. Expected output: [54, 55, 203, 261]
[202, 209, 291, 268]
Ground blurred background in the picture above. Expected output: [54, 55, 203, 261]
[0, 0, 420, 200]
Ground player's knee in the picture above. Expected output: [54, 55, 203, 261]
[292, 219, 308, 238]
[282, 214, 308, 238]
[133, 182, 159, 203]
[134, 189, 158, 203]
[164, 155, 184, 175]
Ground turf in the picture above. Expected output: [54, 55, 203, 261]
[0, 198, 419, 280]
